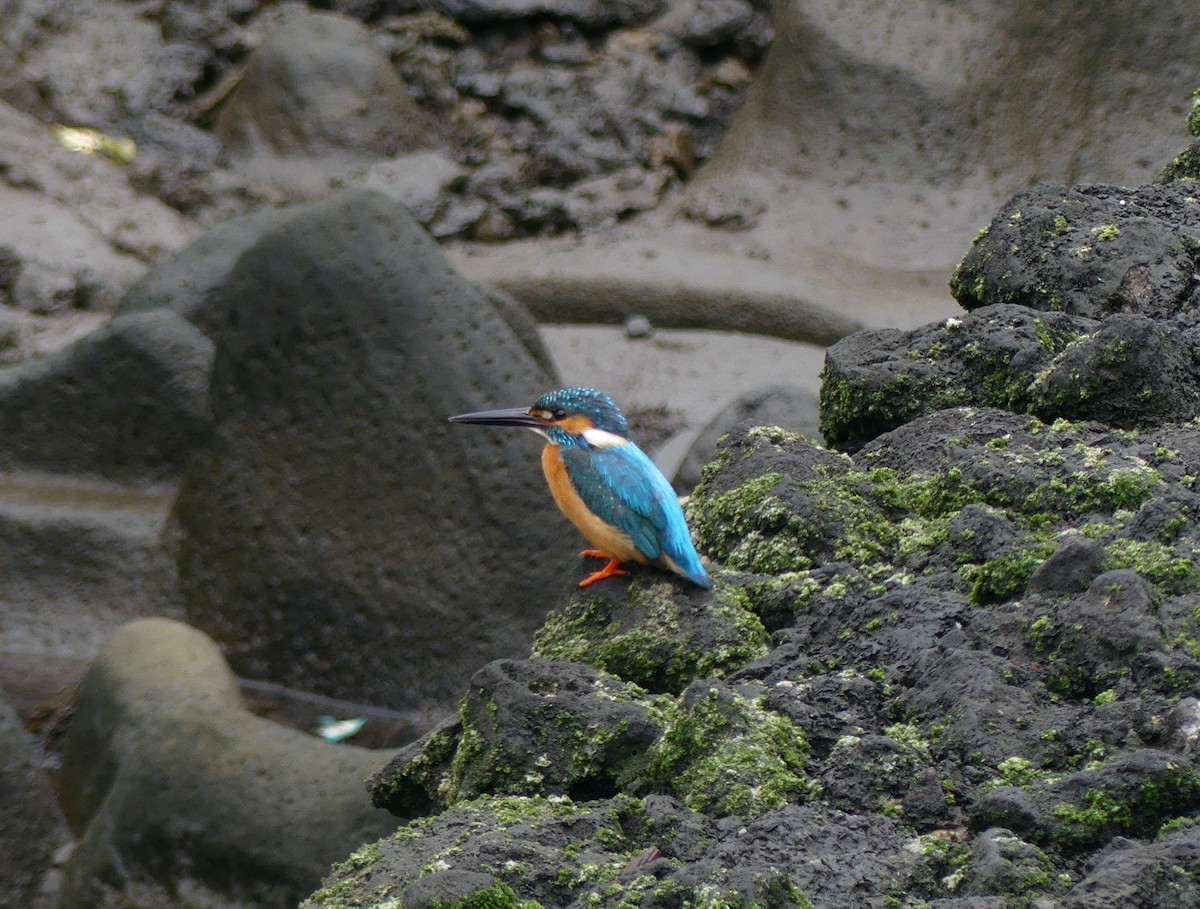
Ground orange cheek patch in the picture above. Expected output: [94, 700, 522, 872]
[556, 415, 594, 435]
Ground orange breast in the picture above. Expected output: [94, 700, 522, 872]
[541, 444, 646, 564]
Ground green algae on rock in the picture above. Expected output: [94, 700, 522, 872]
[639, 680, 812, 818]
[349, 405, 1200, 909]
[532, 579, 768, 694]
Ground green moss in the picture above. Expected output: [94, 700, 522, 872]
[331, 842, 382, 874]
[884, 721, 932, 760]
[1161, 143, 1200, 182]
[1029, 617, 1053, 654]
[865, 466, 986, 518]
[1043, 662, 1102, 700]
[429, 881, 545, 909]
[693, 472, 811, 573]
[1021, 465, 1161, 516]
[533, 582, 768, 693]
[819, 367, 967, 451]
[1049, 764, 1200, 848]
[994, 756, 1040, 788]
[641, 688, 810, 818]
[372, 719, 462, 814]
[1050, 788, 1132, 848]
[889, 835, 973, 902]
[1090, 224, 1120, 241]
[1103, 539, 1200, 595]
[962, 542, 1057, 604]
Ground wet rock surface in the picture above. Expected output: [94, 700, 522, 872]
[330, 403, 1200, 907]
[821, 182, 1200, 452]
[315, 168, 1200, 908]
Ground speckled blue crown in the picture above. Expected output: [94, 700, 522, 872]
[534, 387, 628, 436]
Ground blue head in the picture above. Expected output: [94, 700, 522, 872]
[529, 387, 628, 447]
[450, 387, 630, 449]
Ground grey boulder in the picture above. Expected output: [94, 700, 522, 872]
[174, 188, 575, 715]
[57, 617, 397, 909]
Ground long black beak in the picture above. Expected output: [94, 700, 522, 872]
[448, 406, 546, 428]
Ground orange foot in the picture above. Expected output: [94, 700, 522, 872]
[578, 555, 627, 588]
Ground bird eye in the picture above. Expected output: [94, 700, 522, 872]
[552, 409, 566, 420]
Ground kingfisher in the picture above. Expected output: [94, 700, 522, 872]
[450, 387, 713, 590]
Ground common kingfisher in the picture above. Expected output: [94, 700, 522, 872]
[450, 387, 713, 590]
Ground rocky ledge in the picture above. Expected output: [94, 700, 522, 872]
[305, 169, 1200, 908]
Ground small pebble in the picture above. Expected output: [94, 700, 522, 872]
[624, 314, 654, 339]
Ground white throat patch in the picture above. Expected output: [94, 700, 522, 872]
[583, 428, 628, 448]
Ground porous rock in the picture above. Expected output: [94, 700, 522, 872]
[173, 188, 573, 714]
[307, 794, 914, 909]
[1062, 822, 1200, 909]
[951, 182, 1200, 321]
[820, 303, 1200, 451]
[116, 207, 295, 338]
[56, 617, 397, 909]
[370, 658, 662, 817]
[322, 410, 1200, 907]
[0, 308, 213, 479]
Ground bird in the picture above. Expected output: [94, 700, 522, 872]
[449, 387, 713, 590]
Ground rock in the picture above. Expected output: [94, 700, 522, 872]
[116, 207, 295, 338]
[951, 183, 1200, 321]
[0, 306, 30, 363]
[0, 695, 70, 909]
[820, 732, 931, 814]
[358, 151, 468, 225]
[0, 309, 213, 479]
[0, 102, 196, 265]
[0, 469, 182, 733]
[2, 0, 166, 127]
[1026, 749, 1200, 851]
[400, 870, 503, 909]
[0, 101, 195, 317]
[173, 189, 573, 714]
[673, 384, 820, 492]
[305, 397, 1200, 907]
[370, 658, 663, 816]
[687, 1, 1200, 270]
[307, 796, 914, 909]
[1157, 136, 1200, 183]
[679, 0, 757, 47]
[531, 574, 768, 695]
[622, 313, 654, 339]
[972, 788, 1042, 836]
[57, 617, 397, 909]
[215, 10, 429, 194]
[1063, 823, 1200, 909]
[962, 829, 1065, 901]
[428, 0, 666, 27]
[819, 303, 1200, 451]
[1026, 535, 1106, 597]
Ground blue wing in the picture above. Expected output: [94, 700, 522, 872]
[561, 442, 712, 588]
